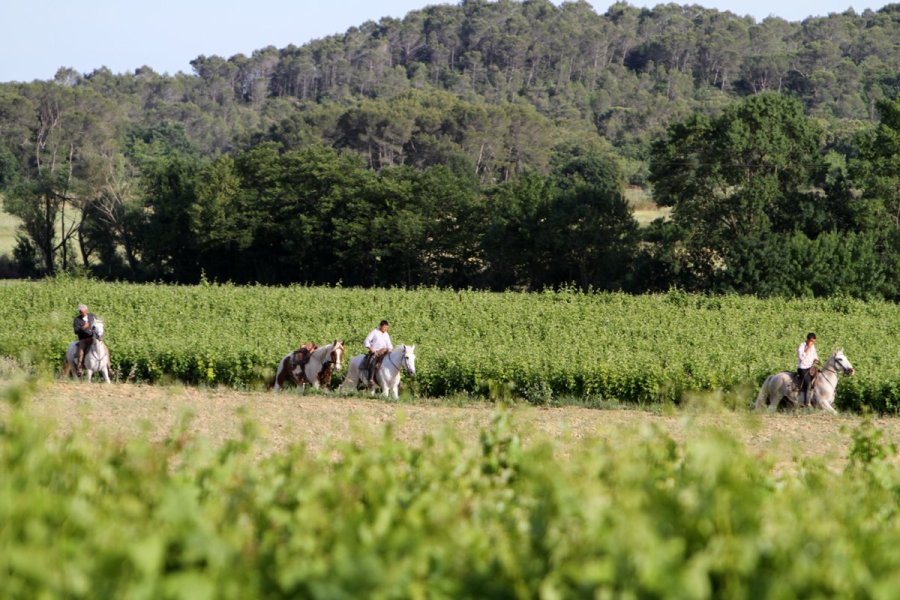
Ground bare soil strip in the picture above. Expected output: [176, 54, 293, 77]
[8, 382, 900, 469]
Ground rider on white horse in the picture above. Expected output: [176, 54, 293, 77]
[73, 303, 96, 377]
[797, 332, 819, 407]
[364, 319, 392, 388]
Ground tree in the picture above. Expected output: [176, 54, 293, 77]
[532, 145, 638, 290]
[851, 97, 900, 228]
[649, 93, 821, 287]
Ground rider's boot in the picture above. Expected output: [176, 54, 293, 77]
[75, 347, 85, 377]
[365, 353, 376, 388]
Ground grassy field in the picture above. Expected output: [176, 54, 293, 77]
[625, 185, 671, 226]
[3, 278, 899, 411]
[0, 208, 20, 255]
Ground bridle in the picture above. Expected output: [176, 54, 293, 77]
[386, 345, 414, 375]
[88, 333, 108, 362]
[822, 355, 853, 376]
[327, 343, 344, 371]
[817, 354, 854, 394]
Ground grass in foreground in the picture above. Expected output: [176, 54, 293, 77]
[3, 376, 900, 598]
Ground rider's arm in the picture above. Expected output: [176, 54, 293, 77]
[364, 330, 376, 351]
[74, 317, 90, 336]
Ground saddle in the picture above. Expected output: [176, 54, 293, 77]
[364, 350, 388, 383]
[290, 343, 317, 366]
[289, 343, 318, 383]
[791, 364, 819, 390]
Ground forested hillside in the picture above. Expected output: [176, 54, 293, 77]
[0, 1, 898, 296]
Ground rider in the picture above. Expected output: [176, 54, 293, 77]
[73, 303, 96, 377]
[363, 319, 393, 388]
[797, 332, 819, 407]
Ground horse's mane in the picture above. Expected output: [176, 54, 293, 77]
[312, 340, 342, 360]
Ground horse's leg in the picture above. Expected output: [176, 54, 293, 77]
[306, 364, 320, 390]
[381, 372, 392, 399]
[816, 390, 837, 414]
[86, 369, 94, 383]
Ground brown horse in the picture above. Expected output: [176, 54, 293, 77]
[273, 340, 344, 390]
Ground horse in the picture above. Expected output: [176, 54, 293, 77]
[754, 349, 855, 414]
[273, 340, 344, 391]
[63, 319, 111, 383]
[340, 344, 416, 400]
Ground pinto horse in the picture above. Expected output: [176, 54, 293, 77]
[273, 340, 344, 391]
[754, 349, 855, 414]
[63, 319, 112, 383]
[340, 344, 416, 400]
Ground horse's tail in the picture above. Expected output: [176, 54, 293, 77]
[754, 376, 770, 410]
[272, 355, 288, 390]
[62, 356, 71, 378]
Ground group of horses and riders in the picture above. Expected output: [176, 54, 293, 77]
[268, 319, 417, 399]
[63, 304, 851, 410]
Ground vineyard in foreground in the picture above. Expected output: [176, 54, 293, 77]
[3, 379, 900, 597]
[1, 278, 899, 411]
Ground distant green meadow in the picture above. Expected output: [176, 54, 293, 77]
[0, 209, 20, 255]
[2, 278, 899, 411]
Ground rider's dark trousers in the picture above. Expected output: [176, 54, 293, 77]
[798, 367, 812, 394]
[76, 338, 93, 370]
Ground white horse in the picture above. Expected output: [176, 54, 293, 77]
[63, 319, 111, 383]
[340, 345, 416, 400]
[273, 340, 344, 391]
[754, 349, 855, 414]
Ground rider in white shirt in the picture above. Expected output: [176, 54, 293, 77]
[797, 332, 819, 407]
[364, 320, 393, 386]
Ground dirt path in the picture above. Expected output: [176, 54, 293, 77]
[9, 381, 899, 468]
[0, 382, 900, 468]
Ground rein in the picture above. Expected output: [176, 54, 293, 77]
[817, 358, 848, 394]
[385, 346, 407, 373]
[89, 340, 108, 362]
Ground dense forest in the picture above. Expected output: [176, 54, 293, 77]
[0, 0, 898, 297]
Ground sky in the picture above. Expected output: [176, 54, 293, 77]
[0, 0, 890, 83]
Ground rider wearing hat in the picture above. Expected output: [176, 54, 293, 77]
[73, 303, 96, 377]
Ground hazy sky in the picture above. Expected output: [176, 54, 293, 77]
[0, 0, 888, 83]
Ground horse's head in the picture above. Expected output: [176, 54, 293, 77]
[91, 319, 105, 341]
[830, 349, 855, 376]
[401, 345, 416, 376]
[331, 340, 344, 372]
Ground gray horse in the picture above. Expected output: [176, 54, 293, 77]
[754, 349, 855, 414]
[63, 319, 111, 383]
